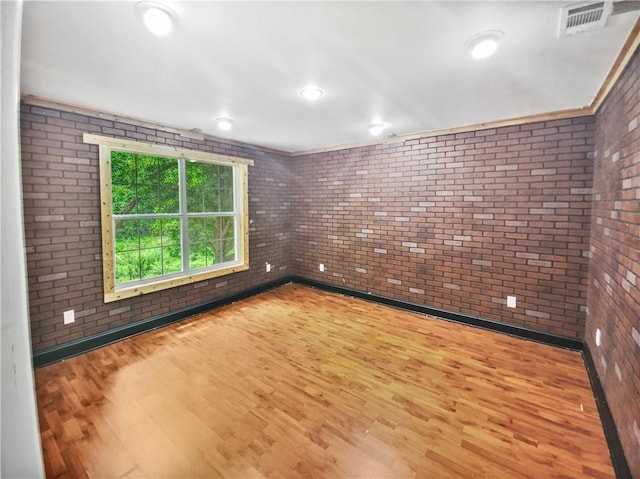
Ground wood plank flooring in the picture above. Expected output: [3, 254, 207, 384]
[35, 284, 614, 478]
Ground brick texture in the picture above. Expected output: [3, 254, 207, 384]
[587, 48, 640, 477]
[21, 103, 291, 352]
[291, 118, 595, 339]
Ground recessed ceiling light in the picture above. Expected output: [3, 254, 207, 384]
[465, 30, 505, 60]
[216, 118, 233, 131]
[136, 1, 176, 36]
[299, 87, 324, 102]
[369, 123, 385, 136]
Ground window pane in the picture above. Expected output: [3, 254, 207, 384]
[186, 162, 204, 213]
[159, 218, 181, 249]
[159, 158, 179, 184]
[155, 158, 179, 212]
[222, 238, 236, 262]
[138, 247, 163, 280]
[188, 217, 206, 243]
[134, 156, 158, 215]
[203, 187, 218, 212]
[202, 163, 219, 187]
[135, 155, 159, 183]
[111, 152, 179, 215]
[219, 188, 234, 212]
[214, 216, 234, 241]
[212, 240, 224, 264]
[188, 217, 209, 269]
[186, 162, 233, 213]
[188, 214, 238, 269]
[111, 151, 135, 185]
[115, 219, 139, 252]
[224, 218, 235, 239]
[189, 247, 207, 270]
[159, 186, 180, 214]
[134, 183, 159, 214]
[219, 165, 233, 188]
[114, 218, 182, 284]
[112, 185, 136, 217]
[115, 250, 141, 283]
[186, 216, 236, 269]
[111, 152, 136, 214]
[187, 187, 204, 213]
[213, 217, 235, 264]
[186, 161, 204, 187]
[207, 241, 217, 266]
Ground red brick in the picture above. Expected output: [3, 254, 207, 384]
[587, 49, 640, 477]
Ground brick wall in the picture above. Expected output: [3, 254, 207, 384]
[587, 48, 640, 477]
[20, 103, 601, 346]
[291, 118, 595, 338]
[20, 102, 291, 352]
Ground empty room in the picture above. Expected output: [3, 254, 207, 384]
[2, 1, 640, 478]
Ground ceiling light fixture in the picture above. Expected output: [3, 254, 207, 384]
[136, 1, 176, 36]
[465, 30, 505, 60]
[216, 118, 233, 131]
[299, 87, 324, 102]
[369, 123, 385, 136]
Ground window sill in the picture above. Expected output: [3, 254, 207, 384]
[104, 263, 249, 303]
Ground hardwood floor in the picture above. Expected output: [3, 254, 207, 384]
[35, 284, 614, 478]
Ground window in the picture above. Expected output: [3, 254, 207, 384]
[84, 134, 253, 302]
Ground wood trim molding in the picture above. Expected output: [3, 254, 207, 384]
[98, 144, 116, 295]
[292, 106, 595, 156]
[20, 94, 290, 156]
[291, 18, 639, 156]
[84, 133, 255, 167]
[592, 17, 640, 113]
[86, 133, 253, 302]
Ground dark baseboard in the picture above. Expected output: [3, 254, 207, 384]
[34, 274, 583, 367]
[291, 276, 584, 351]
[32, 276, 292, 368]
[582, 344, 632, 479]
[32, 274, 630, 477]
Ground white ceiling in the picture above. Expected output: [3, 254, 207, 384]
[20, 1, 639, 153]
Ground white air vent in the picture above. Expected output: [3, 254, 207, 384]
[559, 1, 613, 36]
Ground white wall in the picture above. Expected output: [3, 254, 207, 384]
[1, 1, 45, 477]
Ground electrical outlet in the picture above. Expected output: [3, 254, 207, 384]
[506, 296, 516, 308]
[319, 263, 325, 272]
[63, 310, 75, 325]
[265, 262, 271, 272]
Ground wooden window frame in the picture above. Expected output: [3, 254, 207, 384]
[84, 133, 254, 303]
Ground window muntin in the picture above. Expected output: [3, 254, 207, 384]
[114, 217, 182, 284]
[85, 134, 253, 302]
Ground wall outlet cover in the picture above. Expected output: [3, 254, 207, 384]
[63, 310, 75, 325]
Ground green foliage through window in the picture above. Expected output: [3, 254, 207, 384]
[111, 151, 239, 286]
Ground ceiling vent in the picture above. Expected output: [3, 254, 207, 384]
[559, 1, 613, 36]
